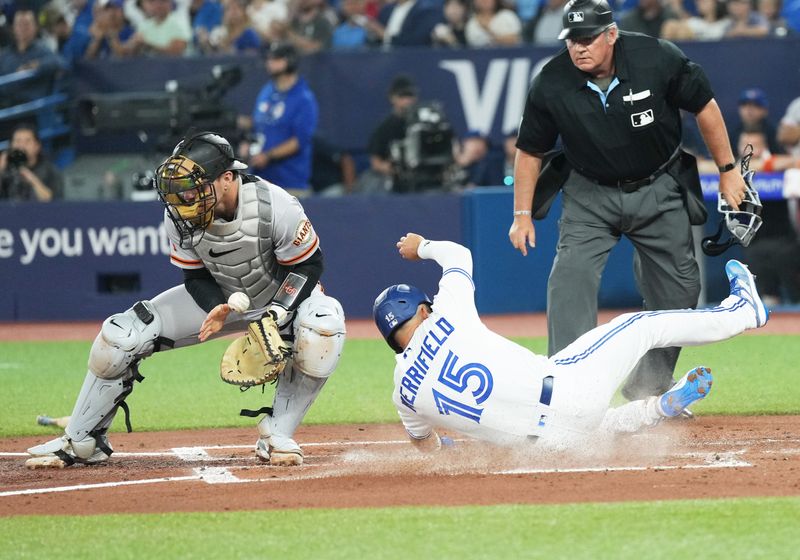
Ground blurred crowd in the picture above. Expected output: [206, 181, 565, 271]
[1, 0, 799, 305]
[0, 0, 797, 65]
[1, 0, 800, 197]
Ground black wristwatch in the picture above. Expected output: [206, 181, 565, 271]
[718, 162, 736, 173]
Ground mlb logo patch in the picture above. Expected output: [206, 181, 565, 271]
[567, 11, 584, 22]
[631, 109, 654, 128]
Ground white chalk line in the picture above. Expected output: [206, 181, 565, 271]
[0, 438, 765, 497]
[0, 439, 415, 459]
[0, 475, 200, 497]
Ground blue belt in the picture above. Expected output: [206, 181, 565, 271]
[528, 376, 554, 441]
[540, 375, 554, 406]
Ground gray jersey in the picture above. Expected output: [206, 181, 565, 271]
[166, 176, 319, 310]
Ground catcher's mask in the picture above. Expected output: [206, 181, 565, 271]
[373, 284, 432, 353]
[154, 132, 247, 248]
[702, 147, 763, 256]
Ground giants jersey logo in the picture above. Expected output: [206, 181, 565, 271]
[293, 220, 314, 246]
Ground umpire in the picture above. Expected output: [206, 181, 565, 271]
[508, 0, 748, 401]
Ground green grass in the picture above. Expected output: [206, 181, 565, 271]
[2, 497, 799, 559]
[0, 335, 798, 438]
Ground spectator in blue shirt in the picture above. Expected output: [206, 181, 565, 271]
[60, 0, 96, 64]
[376, 0, 444, 47]
[84, 0, 134, 59]
[0, 9, 63, 105]
[332, 0, 379, 49]
[190, 0, 223, 44]
[241, 43, 319, 196]
[783, 0, 800, 32]
[0, 8, 62, 74]
[724, 0, 770, 36]
[198, 0, 261, 55]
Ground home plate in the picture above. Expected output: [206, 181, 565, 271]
[25, 456, 67, 469]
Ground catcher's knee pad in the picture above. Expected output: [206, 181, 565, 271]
[292, 294, 346, 379]
[89, 301, 162, 380]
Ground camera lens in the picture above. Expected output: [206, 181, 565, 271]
[7, 149, 27, 169]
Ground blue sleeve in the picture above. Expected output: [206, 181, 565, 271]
[291, 92, 319, 144]
[193, 1, 223, 30]
[61, 33, 91, 64]
[235, 28, 261, 52]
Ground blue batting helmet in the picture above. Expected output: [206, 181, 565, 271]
[373, 284, 431, 353]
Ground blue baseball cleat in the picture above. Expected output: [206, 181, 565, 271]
[659, 367, 713, 417]
[725, 259, 769, 327]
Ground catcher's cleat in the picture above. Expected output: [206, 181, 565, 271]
[254, 436, 304, 466]
[658, 367, 713, 417]
[27, 435, 111, 467]
[269, 449, 304, 467]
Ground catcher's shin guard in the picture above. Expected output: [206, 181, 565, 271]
[271, 366, 327, 440]
[26, 368, 133, 465]
[64, 368, 137, 444]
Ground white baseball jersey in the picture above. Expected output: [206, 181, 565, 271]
[393, 240, 551, 445]
[394, 240, 758, 445]
[166, 176, 319, 310]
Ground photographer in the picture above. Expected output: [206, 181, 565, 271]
[361, 75, 418, 193]
[0, 124, 64, 202]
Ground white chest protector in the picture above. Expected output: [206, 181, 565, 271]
[194, 179, 284, 309]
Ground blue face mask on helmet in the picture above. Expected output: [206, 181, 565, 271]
[373, 284, 432, 353]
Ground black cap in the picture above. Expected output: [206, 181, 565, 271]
[558, 0, 614, 40]
[268, 42, 297, 60]
[389, 75, 418, 98]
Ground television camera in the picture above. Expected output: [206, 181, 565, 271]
[390, 101, 454, 192]
[77, 64, 243, 149]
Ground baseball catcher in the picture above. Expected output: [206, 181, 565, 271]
[374, 234, 768, 451]
[27, 131, 346, 468]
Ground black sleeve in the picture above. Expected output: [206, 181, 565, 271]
[660, 39, 714, 114]
[183, 267, 226, 313]
[272, 248, 324, 314]
[516, 72, 559, 155]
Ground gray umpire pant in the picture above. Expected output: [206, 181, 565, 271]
[547, 170, 701, 400]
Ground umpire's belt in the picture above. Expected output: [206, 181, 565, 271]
[589, 149, 681, 193]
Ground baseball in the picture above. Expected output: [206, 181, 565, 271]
[227, 292, 250, 313]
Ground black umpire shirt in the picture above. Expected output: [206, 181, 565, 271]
[517, 31, 714, 184]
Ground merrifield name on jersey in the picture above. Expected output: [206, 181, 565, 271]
[399, 317, 454, 411]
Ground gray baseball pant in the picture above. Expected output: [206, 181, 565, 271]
[546, 170, 701, 400]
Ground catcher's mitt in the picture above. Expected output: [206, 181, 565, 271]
[220, 316, 291, 387]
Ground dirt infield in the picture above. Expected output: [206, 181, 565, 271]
[2, 312, 798, 516]
[2, 416, 800, 516]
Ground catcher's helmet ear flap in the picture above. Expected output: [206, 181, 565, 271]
[558, 0, 614, 40]
[373, 284, 432, 353]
